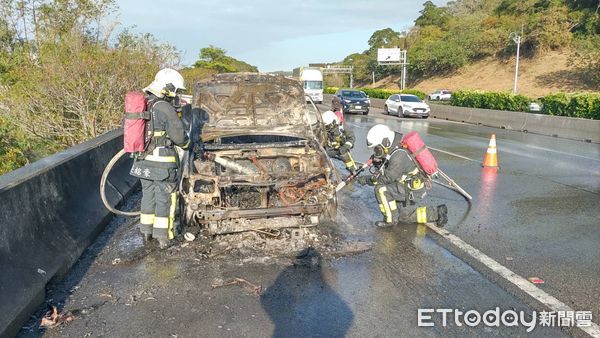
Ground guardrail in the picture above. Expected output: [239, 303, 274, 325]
[324, 94, 600, 143]
[0, 129, 138, 337]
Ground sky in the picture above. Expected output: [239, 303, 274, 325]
[116, 0, 448, 72]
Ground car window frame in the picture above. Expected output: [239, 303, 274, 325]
[400, 94, 422, 103]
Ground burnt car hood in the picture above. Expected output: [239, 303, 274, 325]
[194, 73, 313, 141]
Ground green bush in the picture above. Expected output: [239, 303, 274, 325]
[450, 90, 600, 120]
[542, 93, 600, 120]
[324, 87, 427, 100]
[450, 90, 530, 112]
[0, 117, 30, 175]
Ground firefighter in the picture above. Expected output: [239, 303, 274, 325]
[355, 124, 448, 228]
[130, 68, 190, 248]
[322, 110, 357, 174]
[332, 100, 344, 124]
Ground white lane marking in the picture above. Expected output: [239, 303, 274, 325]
[425, 223, 600, 338]
[526, 144, 600, 162]
[429, 147, 480, 163]
[429, 126, 442, 130]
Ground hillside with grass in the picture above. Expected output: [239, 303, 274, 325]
[331, 0, 600, 95]
[367, 50, 596, 97]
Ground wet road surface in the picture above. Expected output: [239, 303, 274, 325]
[17, 105, 599, 337]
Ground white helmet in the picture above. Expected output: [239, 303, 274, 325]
[366, 124, 395, 148]
[144, 68, 186, 98]
[322, 110, 340, 126]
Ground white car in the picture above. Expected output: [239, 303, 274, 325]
[428, 90, 452, 101]
[529, 102, 542, 112]
[384, 94, 430, 119]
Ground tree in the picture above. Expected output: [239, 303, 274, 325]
[198, 45, 227, 63]
[0, 0, 180, 151]
[193, 45, 258, 73]
[367, 28, 401, 51]
[415, 1, 452, 28]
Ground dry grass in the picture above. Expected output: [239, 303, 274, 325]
[366, 50, 598, 97]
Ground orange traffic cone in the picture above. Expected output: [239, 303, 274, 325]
[482, 134, 499, 168]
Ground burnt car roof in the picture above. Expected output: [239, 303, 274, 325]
[194, 73, 312, 141]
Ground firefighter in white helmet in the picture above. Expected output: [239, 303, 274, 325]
[355, 124, 447, 227]
[130, 68, 190, 248]
[322, 110, 357, 174]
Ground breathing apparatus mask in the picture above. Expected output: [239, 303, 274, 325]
[371, 144, 387, 169]
[162, 83, 180, 101]
[325, 120, 338, 131]
[162, 83, 186, 117]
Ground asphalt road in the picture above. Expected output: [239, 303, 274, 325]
[18, 105, 599, 337]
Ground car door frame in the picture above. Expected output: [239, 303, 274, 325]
[385, 95, 394, 114]
[395, 95, 404, 116]
[388, 94, 398, 114]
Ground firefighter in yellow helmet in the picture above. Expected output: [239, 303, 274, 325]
[322, 110, 357, 174]
[130, 68, 190, 248]
[355, 124, 447, 228]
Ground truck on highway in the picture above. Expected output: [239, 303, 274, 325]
[293, 67, 323, 104]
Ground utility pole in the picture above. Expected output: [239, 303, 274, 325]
[372, 71, 375, 85]
[510, 29, 522, 95]
[401, 63, 407, 90]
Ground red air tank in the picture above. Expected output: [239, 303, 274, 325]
[123, 91, 148, 153]
[400, 131, 438, 175]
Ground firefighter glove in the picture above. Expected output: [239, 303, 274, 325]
[355, 175, 375, 186]
[339, 141, 352, 153]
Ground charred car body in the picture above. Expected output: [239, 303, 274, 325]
[180, 73, 338, 235]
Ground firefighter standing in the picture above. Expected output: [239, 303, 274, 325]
[355, 124, 447, 228]
[322, 110, 357, 174]
[130, 68, 190, 248]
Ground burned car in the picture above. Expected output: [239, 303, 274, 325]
[180, 73, 338, 235]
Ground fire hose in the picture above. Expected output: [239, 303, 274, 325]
[100, 149, 140, 217]
[100, 148, 190, 217]
[336, 159, 472, 201]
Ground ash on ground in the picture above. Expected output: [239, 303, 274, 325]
[176, 224, 372, 261]
[101, 218, 372, 267]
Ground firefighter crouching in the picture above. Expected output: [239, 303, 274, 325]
[322, 110, 357, 174]
[355, 124, 448, 228]
[130, 68, 190, 248]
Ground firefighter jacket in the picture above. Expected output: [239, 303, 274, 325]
[373, 143, 426, 194]
[130, 96, 189, 180]
[375, 148, 419, 185]
[326, 125, 355, 150]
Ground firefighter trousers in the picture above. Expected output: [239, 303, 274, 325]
[374, 182, 438, 225]
[326, 148, 357, 172]
[139, 175, 178, 240]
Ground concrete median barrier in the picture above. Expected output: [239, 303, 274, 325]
[326, 93, 599, 142]
[430, 104, 600, 143]
[0, 129, 138, 337]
